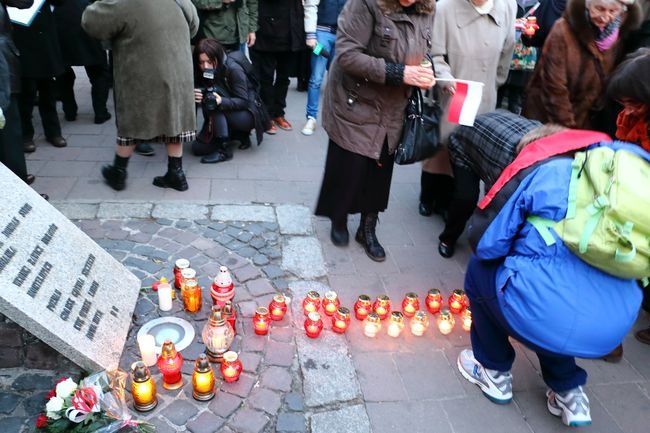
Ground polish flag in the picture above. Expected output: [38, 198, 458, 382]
[447, 80, 484, 126]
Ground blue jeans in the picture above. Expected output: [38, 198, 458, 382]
[465, 256, 587, 392]
[306, 30, 336, 119]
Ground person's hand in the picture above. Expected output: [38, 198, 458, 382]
[214, 92, 222, 105]
[247, 32, 256, 47]
[306, 38, 317, 49]
[441, 81, 456, 96]
[403, 65, 435, 89]
[194, 89, 203, 104]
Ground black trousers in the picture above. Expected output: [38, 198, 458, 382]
[19, 77, 61, 141]
[193, 108, 254, 156]
[438, 166, 480, 245]
[249, 49, 291, 118]
[0, 94, 28, 179]
[58, 64, 110, 118]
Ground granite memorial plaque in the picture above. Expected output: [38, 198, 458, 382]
[0, 165, 141, 371]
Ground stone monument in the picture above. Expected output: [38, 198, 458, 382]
[0, 165, 141, 371]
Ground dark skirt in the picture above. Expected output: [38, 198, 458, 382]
[315, 138, 395, 223]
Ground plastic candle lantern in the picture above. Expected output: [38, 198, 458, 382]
[332, 307, 351, 334]
[222, 301, 237, 335]
[425, 289, 443, 314]
[302, 291, 321, 316]
[304, 312, 324, 338]
[354, 295, 372, 320]
[192, 354, 216, 401]
[130, 361, 157, 412]
[220, 351, 243, 382]
[322, 290, 340, 316]
[268, 294, 288, 321]
[202, 307, 235, 362]
[173, 258, 190, 290]
[410, 311, 430, 336]
[401, 292, 420, 318]
[253, 306, 271, 335]
[157, 340, 184, 390]
[211, 266, 235, 306]
[448, 289, 467, 314]
[181, 269, 202, 313]
[373, 295, 391, 320]
[363, 312, 382, 337]
[437, 308, 455, 335]
[461, 306, 472, 332]
[386, 311, 405, 338]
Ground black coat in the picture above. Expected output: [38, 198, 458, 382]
[0, 0, 32, 93]
[53, 0, 105, 66]
[252, 0, 304, 52]
[13, 0, 64, 78]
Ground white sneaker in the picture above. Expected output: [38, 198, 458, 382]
[301, 117, 317, 136]
[457, 349, 513, 404]
[546, 386, 592, 427]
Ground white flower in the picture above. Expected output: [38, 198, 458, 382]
[45, 396, 64, 418]
[55, 378, 78, 399]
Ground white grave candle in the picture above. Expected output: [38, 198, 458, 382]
[158, 280, 173, 311]
[137, 334, 157, 366]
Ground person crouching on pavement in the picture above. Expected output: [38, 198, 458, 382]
[457, 130, 644, 427]
[191, 39, 267, 164]
[82, 0, 199, 192]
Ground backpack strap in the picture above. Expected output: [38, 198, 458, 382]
[614, 222, 637, 263]
[579, 195, 609, 253]
[526, 215, 557, 246]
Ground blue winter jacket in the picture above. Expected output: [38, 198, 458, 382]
[469, 141, 644, 358]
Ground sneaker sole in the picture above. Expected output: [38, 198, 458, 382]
[457, 357, 512, 405]
[546, 391, 592, 427]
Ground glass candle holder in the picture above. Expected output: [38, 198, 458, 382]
[302, 291, 321, 316]
[448, 289, 467, 314]
[410, 311, 429, 337]
[304, 312, 324, 338]
[401, 292, 420, 318]
[182, 279, 202, 313]
[202, 307, 235, 363]
[461, 306, 472, 332]
[173, 258, 190, 290]
[220, 351, 243, 383]
[157, 340, 183, 390]
[373, 295, 391, 320]
[331, 307, 351, 334]
[387, 311, 405, 338]
[253, 306, 271, 335]
[268, 294, 288, 321]
[192, 354, 215, 401]
[130, 361, 157, 412]
[437, 308, 455, 335]
[222, 301, 237, 335]
[425, 289, 443, 314]
[354, 294, 372, 320]
[322, 290, 340, 316]
[363, 312, 382, 337]
[211, 266, 235, 306]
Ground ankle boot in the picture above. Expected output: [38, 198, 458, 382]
[201, 137, 232, 164]
[102, 164, 127, 191]
[355, 213, 386, 262]
[330, 217, 349, 247]
[153, 156, 188, 191]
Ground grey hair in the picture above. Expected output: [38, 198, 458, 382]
[585, 0, 630, 10]
[516, 124, 569, 154]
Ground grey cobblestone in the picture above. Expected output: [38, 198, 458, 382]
[0, 393, 21, 414]
[237, 246, 257, 258]
[122, 257, 164, 274]
[208, 392, 242, 418]
[246, 279, 276, 297]
[276, 412, 306, 433]
[163, 399, 199, 426]
[264, 341, 295, 367]
[11, 374, 51, 392]
[284, 392, 304, 412]
[148, 417, 177, 433]
[260, 366, 293, 392]
[248, 388, 282, 415]
[240, 352, 262, 373]
[232, 264, 262, 282]
[228, 408, 270, 433]
[252, 254, 270, 266]
[221, 373, 256, 398]
[187, 411, 225, 433]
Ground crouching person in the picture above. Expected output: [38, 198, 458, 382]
[458, 130, 646, 427]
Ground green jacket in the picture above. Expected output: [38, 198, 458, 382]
[192, 0, 258, 45]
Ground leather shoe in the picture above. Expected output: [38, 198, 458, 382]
[153, 168, 188, 191]
[201, 150, 232, 164]
[24, 140, 36, 153]
[64, 112, 77, 121]
[438, 241, 455, 258]
[47, 136, 67, 148]
[135, 142, 155, 156]
[24, 174, 35, 185]
[602, 344, 623, 363]
[635, 327, 650, 345]
[94, 112, 112, 124]
[273, 116, 292, 131]
[330, 225, 349, 247]
[419, 202, 433, 216]
[101, 164, 127, 191]
[237, 135, 252, 150]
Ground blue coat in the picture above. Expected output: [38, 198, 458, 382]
[468, 140, 645, 358]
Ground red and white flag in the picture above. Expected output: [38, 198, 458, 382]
[447, 80, 484, 126]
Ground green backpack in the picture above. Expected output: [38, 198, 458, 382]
[528, 146, 650, 279]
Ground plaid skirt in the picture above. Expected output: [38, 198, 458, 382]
[116, 130, 196, 146]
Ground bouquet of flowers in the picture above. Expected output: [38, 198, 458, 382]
[36, 370, 155, 433]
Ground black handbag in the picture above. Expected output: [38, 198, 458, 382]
[395, 85, 442, 165]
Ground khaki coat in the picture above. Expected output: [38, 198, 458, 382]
[82, 0, 199, 139]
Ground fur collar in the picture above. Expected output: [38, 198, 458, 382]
[376, 0, 436, 15]
[565, 0, 642, 47]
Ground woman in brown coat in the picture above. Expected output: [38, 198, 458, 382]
[523, 0, 641, 129]
[315, 0, 436, 262]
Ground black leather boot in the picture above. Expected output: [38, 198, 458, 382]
[355, 213, 386, 262]
[153, 156, 188, 191]
[201, 137, 232, 164]
[102, 164, 127, 191]
[330, 217, 349, 247]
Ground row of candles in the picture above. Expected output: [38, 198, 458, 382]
[251, 289, 473, 339]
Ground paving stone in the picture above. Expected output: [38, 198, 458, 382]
[132, 245, 169, 261]
[260, 366, 292, 392]
[128, 232, 153, 243]
[228, 408, 270, 433]
[237, 231, 254, 243]
[232, 264, 262, 283]
[0, 392, 21, 414]
[238, 300, 259, 319]
[97, 202, 153, 219]
[53, 202, 98, 219]
[156, 218, 174, 226]
[174, 231, 200, 245]
[249, 237, 266, 249]
[353, 352, 408, 402]
[177, 246, 203, 260]
[214, 232, 235, 246]
[123, 257, 164, 274]
[204, 245, 228, 259]
[228, 240, 246, 251]
[259, 246, 282, 259]
[187, 411, 225, 433]
[264, 341, 295, 367]
[277, 412, 306, 433]
[142, 222, 164, 233]
[153, 203, 209, 220]
[221, 372, 256, 398]
[248, 388, 282, 414]
[276, 205, 313, 235]
[442, 395, 532, 433]
[281, 237, 326, 279]
[252, 254, 270, 266]
[221, 254, 249, 269]
[261, 265, 284, 280]
[22, 391, 49, 415]
[212, 205, 276, 222]
[0, 416, 24, 433]
[194, 218, 211, 226]
[107, 228, 130, 240]
[0, 325, 22, 347]
[311, 405, 371, 433]
[284, 392, 304, 412]
[237, 246, 257, 258]
[366, 401, 452, 433]
[208, 391, 242, 418]
[247, 223, 266, 236]
[12, 374, 52, 391]
[240, 351, 262, 373]
[241, 333, 267, 352]
[207, 222, 227, 231]
[191, 237, 217, 251]
[175, 220, 192, 229]
[148, 417, 177, 433]
[272, 279, 290, 291]
[163, 399, 199, 426]
[262, 222, 279, 231]
[246, 279, 276, 297]
[270, 327, 293, 343]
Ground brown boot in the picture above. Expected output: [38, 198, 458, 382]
[635, 327, 650, 345]
[602, 344, 623, 363]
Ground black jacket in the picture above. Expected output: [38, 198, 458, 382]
[54, 0, 106, 66]
[252, 0, 304, 52]
[0, 0, 32, 93]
